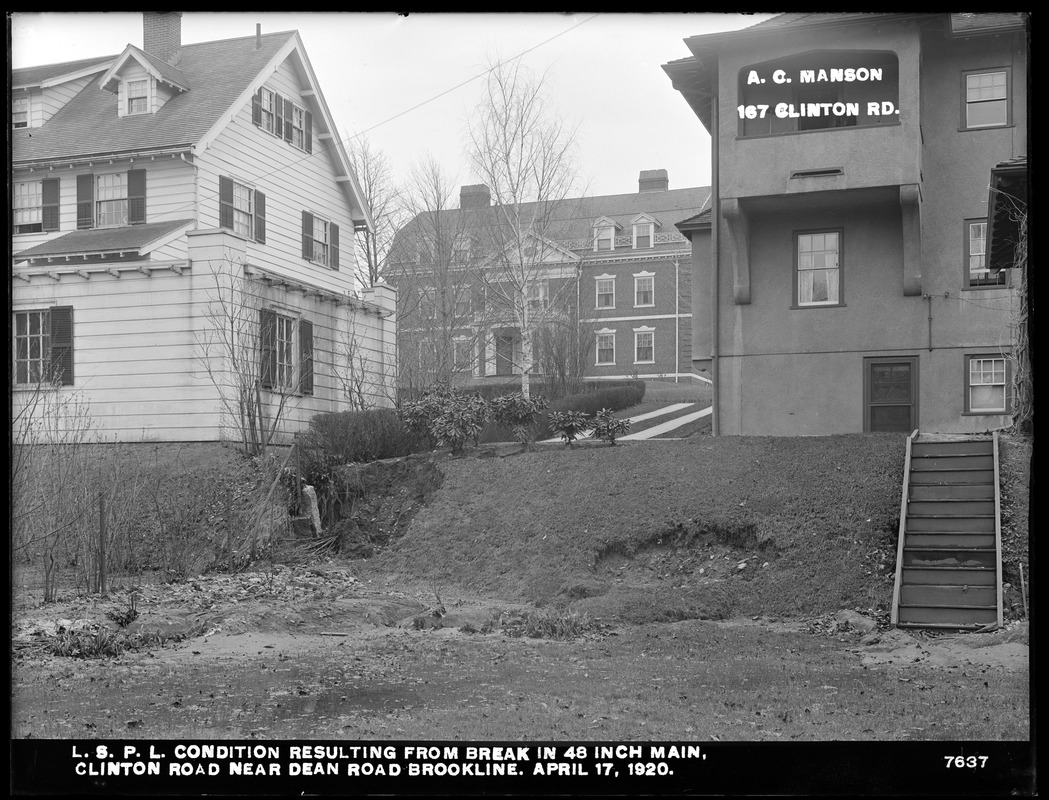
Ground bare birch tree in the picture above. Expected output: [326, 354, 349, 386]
[466, 60, 584, 398]
[387, 154, 491, 395]
[347, 132, 404, 288]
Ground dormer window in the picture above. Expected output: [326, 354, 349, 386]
[594, 225, 614, 252]
[127, 79, 149, 114]
[633, 222, 653, 249]
[12, 96, 28, 129]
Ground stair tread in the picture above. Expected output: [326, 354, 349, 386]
[903, 564, 994, 570]
[898, 604, 998, 610]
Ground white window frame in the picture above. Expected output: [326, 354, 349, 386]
[633, 222, 654, 249]
[796, 230, 842, 307]
[14, 309, 51, 386]
[453, 337, 474, 372]
[527, 281, 550, 312]
[634, 272, 655, 307]
[291, 105, 307, 150]
[595, 275, 616, 309]
[274, 313, 296, 391]
[309, 214, 332, 266]
[12, 95, 28, 129]
[964, 69, 1009, 130]
[232, 181, 256, 239]
[595, 329, 616, 366]
[260, 88, 278, 135]
[96, 172, 128, 228]
[634, 327, 655, 364]
[126, 78, 149, 115]
[594, 225, 614, 252]
[14, 180, 42, 231]
[968, 356, 1007, 413]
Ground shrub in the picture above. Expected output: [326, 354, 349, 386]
[400, 383, 489, 455]
[301, 408, 415, 465]
[550, 384, 645, 418]
[489, 392, 550, 448]
[548, 410, 591, 447]
[591, 408, 630, 445]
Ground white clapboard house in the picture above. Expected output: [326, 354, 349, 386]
[11, 13, 397, 448]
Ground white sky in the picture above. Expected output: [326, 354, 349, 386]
[10, 12, 774, 199]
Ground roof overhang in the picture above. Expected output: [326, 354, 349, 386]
[14, 219, 195, 264]
[986, 158, 1028, 272]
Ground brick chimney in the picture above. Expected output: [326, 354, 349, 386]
[639, 169, 669, 193]
[460, 184, 491, 210]
[143, 12, 182, 65]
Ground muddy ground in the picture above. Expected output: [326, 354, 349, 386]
[11, 562, 1029, 743]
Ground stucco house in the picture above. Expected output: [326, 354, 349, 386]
[664, 12, 1027, 435]
[11, 13, 396, 448]
[388, 172, 708, 393]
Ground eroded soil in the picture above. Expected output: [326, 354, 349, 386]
[11, 564, 1029, 741]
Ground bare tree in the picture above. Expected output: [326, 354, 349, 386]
[333, 322, 397, 411]
[466, 59, 584, 399]
[387, 154, 491, 395]
[347, 132, 405, 288]
[195, 257, 306, 455]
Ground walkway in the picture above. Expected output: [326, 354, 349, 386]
[541, 402, 710, 443]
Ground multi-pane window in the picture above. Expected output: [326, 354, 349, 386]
[635, 275, 654, 306]
[453, 338, 474, 372]
[594, 226, 614, 252]
[635, 330, 654, 363]
[302, 211, 338, 269]
[311, 216, 330, 264]
[596, 277, 615, 309]
[965, 219, 1004, 287]
[527, 281, 549, 312]
[454, 290, 471, 319]
[219, 176, 265, 243]
[14, 307, 73, 386]
[260, 88, 277, 134]
[96, 173, 128, 227]
[127, 79, 149, 114]
[275, 314, 295, 389]
[260, 310, 312, 395]
[596, 332, 615, 365]
[968, 356, 1007, 413]
[291, 105, 307, 150]
[965, 70, 1009, 129]
[233, 182, 255, 238]
[634, 223, 653, 249]
[14, 310, 50, 385]
[14, 181, 42, 232]
[796, 231, 841, 306]
[12, 95, 28, 128]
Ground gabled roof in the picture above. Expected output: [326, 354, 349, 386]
[99, 45, 190, 93]
[13, 219, 195, 262]
[11, 55, 115, 90]
[11, 31, 296, 164]
[393, 186, 711, 262]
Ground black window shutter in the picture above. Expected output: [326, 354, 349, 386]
[49, 306, 74, 386]
[330, 223, 340, 271]
[304, 111, 313, 153]
[283, 98, 294, 142]
[274, 92, 284, 138]
[259, 309, 277, 390]
[254, 191, 266, 244]
[302, 211, 313, 260]
[218, 176, 233, 231]
[41, 178, 60, 232]
[251, 88, 262, 127]
[76, 174, 94, 229]
[300, 319, 314, 396]
[127, 169, 146, 224]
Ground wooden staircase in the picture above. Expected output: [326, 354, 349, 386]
[891, 431, 1004, 630]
